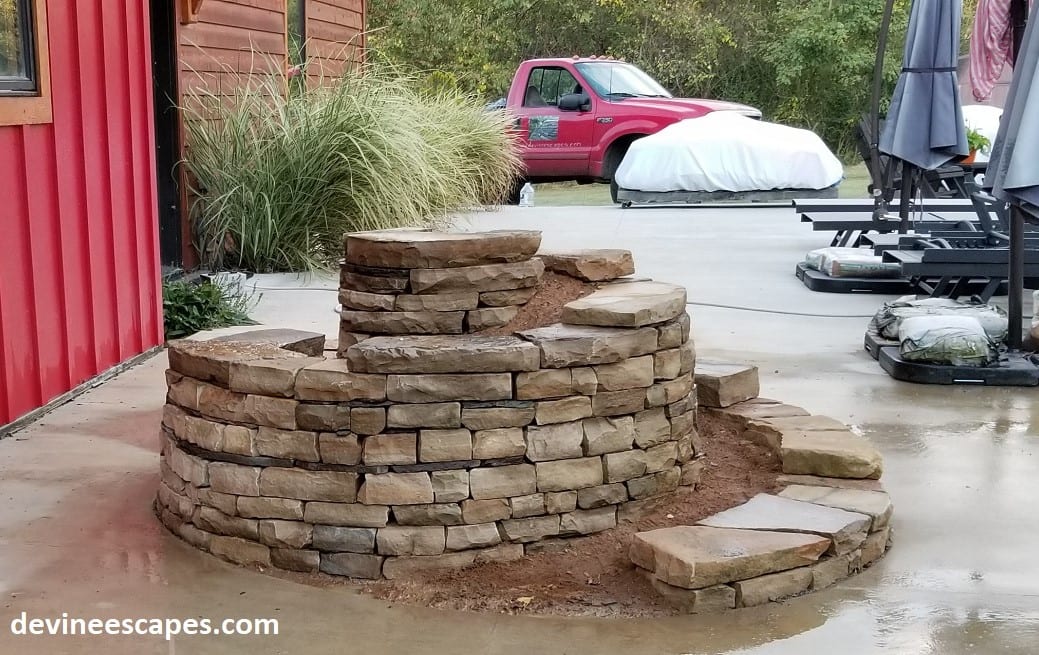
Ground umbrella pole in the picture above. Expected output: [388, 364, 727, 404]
[898, 161, 915, 234]
[870, 0, 898, 219]
[1008, 205, 1025, 350]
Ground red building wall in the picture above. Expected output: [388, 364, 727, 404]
[0, 1, 163, 427]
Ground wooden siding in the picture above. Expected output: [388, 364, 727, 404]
[305, 0, 364, 83]
[0, 0, 162, 427]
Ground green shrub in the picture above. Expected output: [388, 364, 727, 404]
[162, 278, 258, 340]
[182, 65, 522, 273]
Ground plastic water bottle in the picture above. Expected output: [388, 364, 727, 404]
[519, 182, 535, 207]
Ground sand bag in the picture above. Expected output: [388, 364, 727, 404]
[873, 297, 1008, 341]
[825, 256, 902, 278]
[804, 247, 864, 272]
[898, 315, 997, 366]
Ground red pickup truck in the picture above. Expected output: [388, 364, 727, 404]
[502, 57, 761, 202]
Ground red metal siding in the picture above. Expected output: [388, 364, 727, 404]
[0, 0, 163, 427]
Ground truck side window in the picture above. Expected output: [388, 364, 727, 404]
[523, 67, 580, 108]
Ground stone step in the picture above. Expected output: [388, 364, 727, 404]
[781, 430, 883, 480]
[560, 281, 687, 328]
[538, 249, 635, 282]
[694, 361, 760, 408]
[345, 230, 542, 269]
[210, 328, 326, 357]
[696, 493, 871, 554]
[778, 485, 893, 532]
[409, 259, 545, 294]
[743, 415, 850, 452]
[629, 525, 830, 590]
[776, 474, 886, 492]
[344, 335, 541, 374]
[518, 323, 659, 368]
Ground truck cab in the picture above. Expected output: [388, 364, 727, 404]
[505, 57, 760, 198]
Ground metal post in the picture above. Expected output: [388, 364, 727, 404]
[1008, 205, 1025, 349]
[898, 161, 915, 234]
[870, 0, 897, 219]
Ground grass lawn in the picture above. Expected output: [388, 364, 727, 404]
[534, 162, 871, 206]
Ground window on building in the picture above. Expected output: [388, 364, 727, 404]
[0, 0, 38, 95]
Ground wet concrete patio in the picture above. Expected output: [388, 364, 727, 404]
[1, 205, 1037, 654]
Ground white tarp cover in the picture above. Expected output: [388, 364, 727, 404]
[614, 112, 844, 193]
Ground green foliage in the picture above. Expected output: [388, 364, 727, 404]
[966, 127, 990, 154]
[368, 0, 979, 160]
[182, 64, 522, 272]
[162, 279, 258, 340]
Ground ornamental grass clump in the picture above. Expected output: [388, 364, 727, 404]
[183, 66, 521, 272]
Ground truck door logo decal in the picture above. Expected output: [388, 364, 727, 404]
[529, 115, 559, 142]
[596, 117, 614, 124]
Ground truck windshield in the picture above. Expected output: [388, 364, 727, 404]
[574, 62, 672, 99]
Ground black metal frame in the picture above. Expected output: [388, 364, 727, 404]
[0, 0, 38, 95]
[150, 0, 183, 268]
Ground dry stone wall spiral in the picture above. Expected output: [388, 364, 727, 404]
[156, 230, 701, 580]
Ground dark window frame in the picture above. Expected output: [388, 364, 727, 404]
[524, 66, 581, 108]
[0, 0, 39, 95]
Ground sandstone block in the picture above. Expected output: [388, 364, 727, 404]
[780, 431, 884, 480]
[395, 291, 480, 312]
[646, 375, 694, 408]
[312, 525, 377, 553]
[229, 357, 321, 397]
[387, 373, 512, 403]
[237, 496, 304, 520]
[380, 544, 523, 579]
[577, 483, 628, 508]
[560, 507, 617, 535]
[592, 388, 646, 417]
[386, 402, 461, 429]
[168, 339, 289, 386]
[168, 443, 210, 486]
[500, 515, 560, 542]
[358, 472, 433, 505]
[509, 493, 546, 518]
[209, 462, 260, 496]
[241, 395, 298, 430]
[469, 464, 537, 499]
[340, 309, 465, 336]
[562, 281, 686, 328]
[446, 523, 502, 551]
[351, 407, 386, 435]
[594, 356, 655, 391]
[811, 554, 852, 590]
[680, 460, 707, 487]
[545, 491, 578, 514]
[348, 335, 539, 374]
[526, 421, 585, 461]
[644, 442, 679, 474]
[472, 428, 526, 459]
[630, 525, 829, 590]
[634, 408, 672, 448]
[259, 468, 358, 502]
[627, 467, 681, 499]
[340, 265, 409, 293]
[536, 457, 603, 492]
[210, 328, 325, 356]
[461, 499, 511, 524]
[167, 378, 201, 411]
[377, 526, 446, 556]
[409, 259, 544, 294]
[195, 507, 258, 540]
[734, 567, 813, 607]
[695, 361, 760, 408]
[582, 416, 636, 456]
[209, 535, 271, 567]
[656, 314, 691, 350]
[571, 367, 598, 395]
[775, 474, 885, 492]
[479, 287, 537, 307]
[516, 368, 573, 400]
[271, 548, 320, 572]
[679, 340, 696, 375]
[392, 503, 463, 526]
[641, 574, 736, 613]
[320, 552, 383, 578]
[538, 249, 634, 282]
[519, 324, 658, 368]
[778, 485, 892, 532]
[180, 413, 226, 452]
[296, 404, 351, 432]
[603, 450, 649, 483]
[462, 406, 536, 430]
[295, 359, 387, 402]
[363, 433, 418, 465]
[467, 306, 519, 330]
[534, 397, 592, 425]
[860, 526, 891, 567]
[258, 520, 312, 549]
[345, 229, 542, 269]
[697, 494, 870, 554]
[419, 429, 472, 462]
[318, 433, 362, 465]
[255, 427, 319, 462]
[339, 288, 396, 312]
[653, 349, 683, 381]
[222, 425, 258, 456]
[431, 470, 469, 503]
[303, 502, 389, 528]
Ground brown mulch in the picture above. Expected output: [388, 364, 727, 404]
[476, 271, 595, 335]
[359, 413, 781, 618]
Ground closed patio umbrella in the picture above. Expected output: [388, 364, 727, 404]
[985, 4, 1038, 348]
[880, 0, 969, 231]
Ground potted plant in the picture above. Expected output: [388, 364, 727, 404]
[963, 127, 991, 164]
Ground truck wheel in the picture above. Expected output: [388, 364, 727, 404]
[610, 177, 620, 204]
